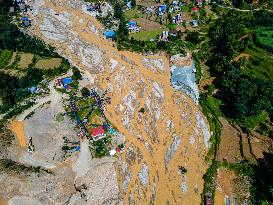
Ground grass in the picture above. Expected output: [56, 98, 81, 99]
[243, 111, 270, 130]
[130, 27, 167, 41]
[243, 47, 273, 81]
[0, 49, 13, 69]
[56, 113, 64, 122]
[124, 8, 144, 20]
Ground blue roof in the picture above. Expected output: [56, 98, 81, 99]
[103, 30, 116, 38]
[64, 84, 69, 90]
[28, 86, 37, 93]
[160, 5, 167, 12]
[62, 77, 72, 85]
[21, 17, 29, 21]
[128, 21, 137, 26]
[127, 1, 132, 9]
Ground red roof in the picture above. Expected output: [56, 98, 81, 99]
[193, 6, 198, 11]
[92, 126, 105, 137]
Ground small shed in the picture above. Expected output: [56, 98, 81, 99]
[103, 30, 116, 39]
[192, 6, 198, 12]
[21, 17, 31, 27]
[190, 20, 198, 27]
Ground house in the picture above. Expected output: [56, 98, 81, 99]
[170, 29, 178, 37]
[190, 20, 198, 27]
[21, 16, 31, 26]
[28, 86, 39, 94]
[62, 77, 73, 86]
[103, 30, 116, 39]
[127, 21, 137, 27]
[127, 21, 141, 33]
[159, 4, 167, 13]
[109, 149, 116, 156]
[196, 0, 203, 6]
[91, 126, 106, 141]
[62, 77, 73, 90]
[126, 0, 132, 9]
[161, 31, 169, 41]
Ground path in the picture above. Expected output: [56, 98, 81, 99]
[212, 1, 273, 12]
[16, 79, 61, 121]
[72, 139, 92, 178]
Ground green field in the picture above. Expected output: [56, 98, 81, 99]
[255, 27, 273, 52]
[130, 27, 167, 41]
[124, 9, 144, 20]
[0, 50, 12, 69]
[242, 47, 273, 81]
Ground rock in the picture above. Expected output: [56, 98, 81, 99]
[165, 134, 182, 166]
[195, 112, 210, 149]
[142, 58, 165, 72]
[122, 162, 132, 193]
[138, 163, 149, 188]
[126, 144, 136, 165]
[129, 191, 135, 205]
[181, 175, 188, 193]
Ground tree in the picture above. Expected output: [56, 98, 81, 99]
[131, 0, 136, 8]
[186, 31, 201, 44]
[81, 87, 90, 97]
[114, 2, 123, 19]
[72, 67, 82, 81]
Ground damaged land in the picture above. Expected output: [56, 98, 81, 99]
[0, 0, 212, 204]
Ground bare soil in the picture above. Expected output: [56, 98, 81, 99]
[217, 118, 243, 163]
[11, 120, 26, 148]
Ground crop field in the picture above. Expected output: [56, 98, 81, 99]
[35, 58, 62, 69]
[18, 53, 34, 69]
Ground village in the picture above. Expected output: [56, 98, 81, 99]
[10, 0, 211, 46]
[53, 75, 125, 158]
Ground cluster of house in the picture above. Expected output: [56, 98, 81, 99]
[160, 30, 179, 41]
[10, 0, 33, 27]
[169, 0, 183, 13]
[86, 3, 100, 12]
[127, 21, 141, 33]
[172, 14, 183, 25]
[55, 77, 73, 90]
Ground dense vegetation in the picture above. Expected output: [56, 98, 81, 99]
[206, 10, 273, 134]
